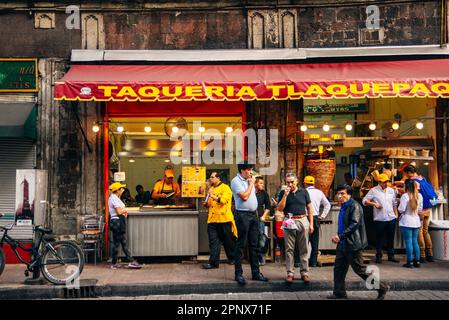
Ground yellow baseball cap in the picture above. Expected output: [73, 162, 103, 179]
[164, 168, 175, 178]
[304, 176, 315, 184]
[377, 173, 390, 183]
[109, 182, 126, 192]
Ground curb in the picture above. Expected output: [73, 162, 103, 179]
[1, 279, 449, 299]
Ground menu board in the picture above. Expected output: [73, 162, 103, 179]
[182, 166, 207, 198]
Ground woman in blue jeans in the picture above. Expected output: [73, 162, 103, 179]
[398, 179, 423, 268]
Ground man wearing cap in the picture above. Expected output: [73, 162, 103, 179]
[304, 175, 331, 267]
[363, 173, 399, 264]
[152, 166, 181, 205]
[231, 161, 269, 285]
[108, 182, 141, 269]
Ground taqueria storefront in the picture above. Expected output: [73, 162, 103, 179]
[54, 57, 449, 259]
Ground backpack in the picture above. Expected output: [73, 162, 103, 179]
[414, 177, 438, 209]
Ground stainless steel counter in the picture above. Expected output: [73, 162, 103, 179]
[123, 210, 199, 257]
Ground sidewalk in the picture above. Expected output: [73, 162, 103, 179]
[1, 254, 448, 299]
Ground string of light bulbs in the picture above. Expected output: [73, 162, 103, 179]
[298, 118, 429, 132]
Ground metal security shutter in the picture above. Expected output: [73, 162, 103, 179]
[0, 138, 36, 240]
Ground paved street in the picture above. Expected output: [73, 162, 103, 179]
[86, 290, 449, 300]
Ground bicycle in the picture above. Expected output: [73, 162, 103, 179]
[0, 213, 84, 285]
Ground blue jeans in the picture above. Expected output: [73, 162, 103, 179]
[400, 226, 420, 263]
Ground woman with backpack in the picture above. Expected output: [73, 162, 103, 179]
[398, 179, 423, 268]
[403, 165, 436, 263]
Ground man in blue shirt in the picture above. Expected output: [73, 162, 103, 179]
[231, 161, 269, 285]
[329, 185, 389, 300]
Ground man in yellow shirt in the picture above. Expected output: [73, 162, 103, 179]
[202, 171, 237, 269]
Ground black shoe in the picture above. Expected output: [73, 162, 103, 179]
[403, 262, 414, 268]
[375, 255, 382, 264]
[426, 256, 434, 262]
[309, 261, 317, 267]
[252, 273, 269, 282]
[388, 256, 400, 263]
[235, 274, 246, 285]
[376, 285, 390, 300]
[202, 263, 219, 269]
[420, 257, 427, 263]
[413, 260, 421, 268]
[327, 294, 348, 300]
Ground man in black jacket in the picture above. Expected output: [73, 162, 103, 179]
[328, 185, 389, 300]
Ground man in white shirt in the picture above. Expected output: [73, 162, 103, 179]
[362, 173, 399, 264]
[304, 176, 331, 267]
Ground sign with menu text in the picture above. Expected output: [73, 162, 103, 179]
[181, 166, 206, 198]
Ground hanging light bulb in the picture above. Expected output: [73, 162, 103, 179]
[144, 125, 152, 133]
[369, 122, 377, 131]
[322, 123, 330, 132]
[300, 124, 308, 132]
[424, 162, 429, 166]
[129, 158, 135, 163]
[416, 121, 424, 130]
[345, 122, 353, 131]
[164, 159, 170, 163]
[92, 123, 100, 133]
[172, 126, 179, 133]
[116, 123, 124, 133]
[225, 126, 233, 133]
[198, 126, 206, 133]
[392, 121, 400, 130]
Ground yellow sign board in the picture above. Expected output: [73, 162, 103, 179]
[181, 166, 206, 198]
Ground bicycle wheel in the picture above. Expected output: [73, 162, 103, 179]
[40, 241, 84, 285]
[0, 248, 5, 276]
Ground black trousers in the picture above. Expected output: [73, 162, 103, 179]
[110, 218, 133, 265]
[374, 219, 397, 256]
[309, 216, 320, 265]
[207, 222, 236, 266]
[233, 210, 260, 277]
[333, 246, 389, 297]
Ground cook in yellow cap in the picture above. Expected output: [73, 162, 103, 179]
[152, 165, 181, 205]
[377, 173, 390, 183]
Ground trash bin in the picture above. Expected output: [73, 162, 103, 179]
[429, 220, 449, 261]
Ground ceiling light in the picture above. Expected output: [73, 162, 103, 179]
[129, 159, 135, 163]
[369, 122, 377, 131]
[172, 126, 179, 133]
[225, 126, 233, 133]
[345, 122, 353, 131]
[198, 126, 206, 133]
[416, 121, 424, 130]
[322, 123, 330, 132]
[424, 162, 429, 166]
[300, 124, 308, 132]
[164, 159, 170, 163]
[116, 123, 124, 133]
[144, 125, 152, 133]
[92, 124, 100, 133]
[392, 122, 400, 130]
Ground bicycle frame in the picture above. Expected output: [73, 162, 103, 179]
[0, 227, 65, 272]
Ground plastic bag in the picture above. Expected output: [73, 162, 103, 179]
[281, 218, 299, 231]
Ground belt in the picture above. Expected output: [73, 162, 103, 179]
[290, 214, 306, 219]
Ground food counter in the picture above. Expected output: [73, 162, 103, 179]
[122, 205, 199, 257]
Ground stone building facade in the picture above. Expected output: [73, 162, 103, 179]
[0, 0, 447, 235]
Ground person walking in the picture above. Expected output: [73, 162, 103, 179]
[328, 185, 389, 300]
[403, 165, 436, 263]
[398, 179, 423, 268]
[202, 171, 237, 269]
[108, 182, 141, 270]
[362, 173, 399, 264]
[304, 175, 331, 267]
[231, 162, 269, 285]
[255, 176, 272, 266]
[277, 173, 314, 283]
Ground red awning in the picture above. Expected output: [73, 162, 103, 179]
[54, 59, 449, 101]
